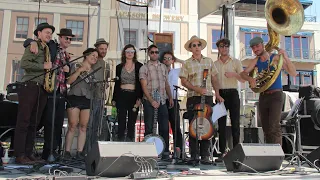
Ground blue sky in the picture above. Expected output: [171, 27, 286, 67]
[304, 1, 320, 22]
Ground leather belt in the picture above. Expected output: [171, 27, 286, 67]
[220, 88, 237, 93]
[261, 89, 282, 95]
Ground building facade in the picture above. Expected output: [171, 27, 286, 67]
[0, 0, 319, 101]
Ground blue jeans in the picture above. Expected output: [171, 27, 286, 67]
[143, 99, 169, 153]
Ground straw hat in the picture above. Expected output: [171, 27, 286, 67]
[184, 35, 207, 52]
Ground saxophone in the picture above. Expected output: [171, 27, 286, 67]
[43, 40, 55, 93]
[249, 0, 304, 93]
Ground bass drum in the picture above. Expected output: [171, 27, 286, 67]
[144, 134, 165, 156]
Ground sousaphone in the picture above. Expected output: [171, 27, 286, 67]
[249, 0, 304, 93]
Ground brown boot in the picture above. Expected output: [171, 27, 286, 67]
[15, 156, 35, 165]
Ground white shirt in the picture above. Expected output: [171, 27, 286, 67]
[168, 68, 181, 99]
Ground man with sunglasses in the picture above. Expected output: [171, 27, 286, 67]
[20, 26, 72, 162]
[162, 51, 183, 158]
[140, 45, 174, 160]
[214, 38, 244, 162]
[179, 35, 224, 165]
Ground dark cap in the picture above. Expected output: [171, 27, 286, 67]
[94, 38, 109, 47]
[34, 22, 55, 36]
[57, 28, 75, 37]
[249, 37, 264, 47]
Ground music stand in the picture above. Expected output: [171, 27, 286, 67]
[284, 97, 320, 172]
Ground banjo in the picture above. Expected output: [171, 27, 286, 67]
[144, 90, 165, 156]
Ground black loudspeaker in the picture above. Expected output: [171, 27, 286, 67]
[307, 147, 320, 168]
[223, 143, 285, 172]
[85, 141, 158, 177]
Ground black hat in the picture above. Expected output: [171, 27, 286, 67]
[57, 28, 75, 37]
[94, 38, 109, 47]
[34, 22, 55, 36]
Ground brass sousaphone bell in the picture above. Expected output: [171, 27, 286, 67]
[249, 0, 304, 93]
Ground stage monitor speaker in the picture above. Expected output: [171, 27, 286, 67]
[85, 141, 158, 177]
[223, 143, 285, 172]
[307, 147, 320, 168]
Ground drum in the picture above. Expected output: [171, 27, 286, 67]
[143, 134, 165, 156]
[6, 82, 23, 102]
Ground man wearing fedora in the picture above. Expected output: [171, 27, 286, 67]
[85, 38, 110, 152]
[179, 35, 224, 165]
[24, 27, 74, 161]
[14, 22, 55, 164]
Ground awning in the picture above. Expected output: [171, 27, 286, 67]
[240, 27, 313, 36]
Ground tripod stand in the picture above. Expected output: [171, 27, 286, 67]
[287, 114, 320, 172]
[284, 98, 320, 172]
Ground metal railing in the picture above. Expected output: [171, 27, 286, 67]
[239, 47, 320, 62]
[213, 10, 317, 22]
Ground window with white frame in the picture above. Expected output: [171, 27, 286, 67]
[285, 36, 310, 59]
[66, 20, 84, 42]
[11, 60, 24, 82]
[212, 29, 224, 50]
[124, 30, 137, 47]
[151, 0, 176, 9]
[34, 18, 47, 29]
[16, 17, 29, 39]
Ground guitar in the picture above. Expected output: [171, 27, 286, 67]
[143, 90, 166, 156]
[189, 69, 214, 140]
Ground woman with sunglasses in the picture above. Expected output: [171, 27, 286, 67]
[112, 44, 143, 142]
[64, 48, 98, 160]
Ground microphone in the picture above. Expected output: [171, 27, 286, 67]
[173, 85, 187, 92]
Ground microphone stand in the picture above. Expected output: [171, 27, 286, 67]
[167, 85, 188, 170]
[46, 55, 87, 163]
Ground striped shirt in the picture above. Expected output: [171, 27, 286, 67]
[179, 55, 218, 98]
[139, 60, 168, 104]
[214, 57, 243, 89]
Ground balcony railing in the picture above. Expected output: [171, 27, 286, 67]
[240, 47, 320, 62]
[15, 0, 100, 5]
[213, 10, 317, 22]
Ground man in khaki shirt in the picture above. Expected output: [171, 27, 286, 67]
[214, 38, 244, 161]
[179, 36, 224, 165]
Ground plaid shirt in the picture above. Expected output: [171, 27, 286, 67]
[54, 48, 69, 94]
[179, 55, 218, 97]
[139, 60, 168, 105]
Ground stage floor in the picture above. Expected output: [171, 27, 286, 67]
[1, 158, 320, 180]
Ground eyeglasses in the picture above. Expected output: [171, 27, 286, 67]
[150, 51, 159, 55]
[125, 50, 135, 53]
[63, 37, 72, 41]
[192, 43, 202, 48]
[219, 45, 230, 48]
[163, 57, 172, 61]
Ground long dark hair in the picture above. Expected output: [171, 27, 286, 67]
[121, 44, 137, 64]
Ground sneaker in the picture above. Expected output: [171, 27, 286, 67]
[63, 151, 72, 160]
[161, 152, 170, 161]
[76, 151, 86, 161]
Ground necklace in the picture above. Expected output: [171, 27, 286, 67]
[125, 62, 134, 72]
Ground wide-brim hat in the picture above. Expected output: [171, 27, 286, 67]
[94, 38, 109, 47]
[34, 22, 55, 36]
[184, 35, 207, 52]
[57, 28, 75, 37]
